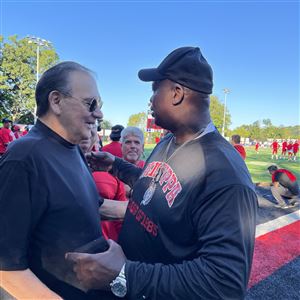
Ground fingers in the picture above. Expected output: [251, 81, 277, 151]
[65, 252, 88, 262]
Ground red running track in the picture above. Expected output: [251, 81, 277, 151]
[248, 220, 300, 288]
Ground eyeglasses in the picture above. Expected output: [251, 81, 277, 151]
[60, 92, 103, 112]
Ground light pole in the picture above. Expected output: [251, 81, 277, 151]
[27, 36, 52, 122]
[221, 88, 230, 137]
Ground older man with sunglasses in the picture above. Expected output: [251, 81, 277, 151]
[0, 62, 116, 300]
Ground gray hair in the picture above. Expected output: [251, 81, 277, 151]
[120, 127, 144, 144]
[35, 61, 93, 117]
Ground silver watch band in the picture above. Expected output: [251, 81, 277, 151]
[118, 263, 126, 280]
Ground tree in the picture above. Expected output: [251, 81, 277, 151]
[127, 112, 147, 129]
[101, 119, 113, 129]
[231, 125, 250, 139]
[0, 35, 59, 122]
[261, 118, 277, 139]
[210, 95, 231, 135]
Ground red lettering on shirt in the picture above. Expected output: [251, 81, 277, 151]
[142, 161, 161, 178]
[141, 161, 182, 207]
[166, 182, 182, 207]
[127, 200, 158, 237]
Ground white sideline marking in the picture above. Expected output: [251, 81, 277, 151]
[255, 210, 300, 238]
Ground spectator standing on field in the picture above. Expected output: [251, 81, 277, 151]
[292, 140, 299, 161]
[0, 118, 15, 157]
[231, 134, 246, 160]
[287, 140, 294, 161]
[280, 139, 288, 159]
[79, 125, 127, 243]
[271, 139, 280, 160]
[255, 141, 260, 154]
[12, 125, 22, 139]
[102, 124, 124, 158]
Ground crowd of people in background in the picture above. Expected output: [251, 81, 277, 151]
[0, 118, 29, 157]
[253, 139, 299, 161]
[270, 139, 299, 161]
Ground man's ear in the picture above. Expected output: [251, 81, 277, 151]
[48, 91, 63, 115]
[172, 83, 185, 106]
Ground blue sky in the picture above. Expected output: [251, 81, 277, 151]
[1, 0, 299, 129]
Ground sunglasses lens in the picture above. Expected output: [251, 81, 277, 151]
[90, 99, 97, 112]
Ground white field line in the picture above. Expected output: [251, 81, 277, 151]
[255, 210, 300, 238]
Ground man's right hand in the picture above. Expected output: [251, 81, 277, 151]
[86, 151, 115, 172]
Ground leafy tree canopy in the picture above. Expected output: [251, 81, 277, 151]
[0, 35, 59, 123]
[127, 112, 147, 129]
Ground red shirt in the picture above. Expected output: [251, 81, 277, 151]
[272, 169, 297, 183]
[102, 141, 122, 157]
[93, 171, 127, 241]
[234, 144, 246, 160]
[0, 128, 14, 154]
[287, 144, 293, 151]
[255, 143, 259, 150]
[293, 142, 299, 153]
[136, 160, 145, 168]
[14, 132, 22, 139]
[271, 142, 279, 150]
[282, 141, 287, 151]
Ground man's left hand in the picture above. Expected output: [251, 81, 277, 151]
[65, 239, 126, 290]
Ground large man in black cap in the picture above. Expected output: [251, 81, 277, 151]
[67, 47, 257, 299]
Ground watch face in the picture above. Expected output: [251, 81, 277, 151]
[111, 281, 127, 297]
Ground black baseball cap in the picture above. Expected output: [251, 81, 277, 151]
[2, 118, 12, 123]
[138, 47, 213, 94]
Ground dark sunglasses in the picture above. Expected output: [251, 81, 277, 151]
[59, 92, 103, 112]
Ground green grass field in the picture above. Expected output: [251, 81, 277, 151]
[144, 144, 300, 183]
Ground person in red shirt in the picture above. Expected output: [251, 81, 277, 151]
[255, 141, 260, 154]
[280, 139, 288, 159]
[101, 124, 124, 157]
[0, 118, 15, 156]
[79, 125, 127, 242]
[271, 139, 279, 160]
[231, 134, 246, 160]
[21, 126, 29, 136]
[12, 125, 22, 139]
[287, 140, 294, 161]
[99, 127, 146, 240]
[293, 141, 299, 161]
[267, 165, 299, 208]
[120, 126, 146, 198]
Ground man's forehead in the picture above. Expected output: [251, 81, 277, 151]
[124, 135, 142, 142]
[69, 71, 100, 95]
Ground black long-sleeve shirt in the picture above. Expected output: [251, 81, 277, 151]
[114, 131, 257, 300]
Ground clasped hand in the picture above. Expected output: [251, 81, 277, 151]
[65, 239, 126, 291]
[86, 151, 115, 172]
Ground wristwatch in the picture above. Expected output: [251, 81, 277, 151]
[110, 263, 127, 297]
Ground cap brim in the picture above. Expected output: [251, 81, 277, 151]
[138, 68, 165, 82]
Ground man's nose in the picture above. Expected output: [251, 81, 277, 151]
[92, 107, 103, 119]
